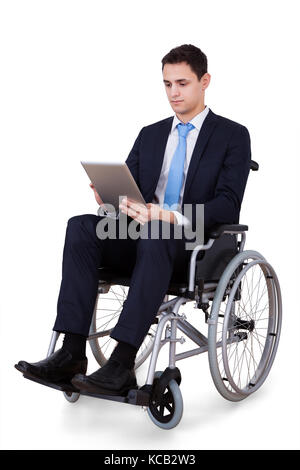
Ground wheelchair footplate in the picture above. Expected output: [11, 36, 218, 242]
[16, 362, 151, 406]
[79, 385, 151, 406]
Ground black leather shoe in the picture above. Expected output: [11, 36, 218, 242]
[15, 348, 88, 384]
[71, 359, 138, 396]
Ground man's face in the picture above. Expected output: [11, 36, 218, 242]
[162, 62, 209, 117]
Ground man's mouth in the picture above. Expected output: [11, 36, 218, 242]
[172, 100, 183, 103]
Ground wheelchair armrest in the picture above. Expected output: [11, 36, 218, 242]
[208, 224, 248, 239]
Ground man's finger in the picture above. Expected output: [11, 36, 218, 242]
[128, 208, 139, 218]
[127, 201, 147, 214]
[138, 216, 147, 224]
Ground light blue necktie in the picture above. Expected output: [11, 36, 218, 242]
[163, 122, 195, 209]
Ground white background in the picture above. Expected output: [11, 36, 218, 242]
[0, 0, 299, 450]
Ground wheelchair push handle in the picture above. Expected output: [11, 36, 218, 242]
[250, 160, 259, 171]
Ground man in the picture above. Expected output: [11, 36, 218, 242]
[16, 44, 251, 396]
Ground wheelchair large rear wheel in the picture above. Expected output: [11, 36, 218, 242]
[88, 284, 158, 369]
[208, 250, 282, 402]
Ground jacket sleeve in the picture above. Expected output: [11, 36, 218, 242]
[203, 124, 251, 230]
[184, 124, 251, 234]
[125, 127, 145, 185]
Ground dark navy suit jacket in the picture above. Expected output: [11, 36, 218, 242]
[126, 108, 251, 233]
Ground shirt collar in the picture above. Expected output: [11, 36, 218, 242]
[171, 105, 210, 133]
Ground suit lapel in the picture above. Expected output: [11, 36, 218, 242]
[182, 109, 219, 202]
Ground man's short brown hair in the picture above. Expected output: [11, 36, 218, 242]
[162, 44, 208, 81]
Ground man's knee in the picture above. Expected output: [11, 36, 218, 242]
[68, 214, 99, 225]
[67, 214, 100, 230]
[66, 214, 100, 245]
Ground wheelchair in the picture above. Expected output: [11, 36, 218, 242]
[46, 160, 282, 429]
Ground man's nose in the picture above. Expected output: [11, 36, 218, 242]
[170, 85, 180, 98]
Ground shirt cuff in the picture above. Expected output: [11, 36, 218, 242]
[171, 210, 191, 227]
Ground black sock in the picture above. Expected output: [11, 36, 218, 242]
[62, 333, 87, 360]
[110, 341, 138, 369]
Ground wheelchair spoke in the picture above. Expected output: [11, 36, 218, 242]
[100, 336, 113, 356]
[96, 308, 121, 313]
[251, 329, 267, 341]
[244, 271, 253, 314]
[95, 313, 121, 329]
[241, 268, 264, 314]
[253, 270, 265, 313]
[250, 286, 268, 320]
[236, 348, 247, 389]
[95, 317, 119, 334]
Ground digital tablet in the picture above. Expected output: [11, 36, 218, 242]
[81, 161, 147, 211]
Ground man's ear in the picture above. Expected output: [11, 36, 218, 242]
[201, 73, 211, 90]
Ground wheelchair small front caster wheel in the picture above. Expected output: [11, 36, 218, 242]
[63, 391, 80, 403]
[147, 371, 183, 429]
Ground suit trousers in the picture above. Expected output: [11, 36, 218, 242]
[53, 213, 191, 349]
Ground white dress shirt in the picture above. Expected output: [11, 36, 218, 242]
[152, 105, 210, 226]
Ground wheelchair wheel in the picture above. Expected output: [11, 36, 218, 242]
[88, 284, 158, 369]
[147, 371, 183, 429]
[63, 391, 80, 403]
[208, 250, 282, 402]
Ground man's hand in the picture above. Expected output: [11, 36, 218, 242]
[90, 183, 104, 206]
[119, 198, 177, 225]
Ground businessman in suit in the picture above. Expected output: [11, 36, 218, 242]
[16, 44, 251, 396]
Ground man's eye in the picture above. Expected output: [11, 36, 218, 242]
[165, 83, 186, 87]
